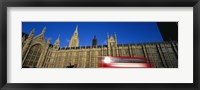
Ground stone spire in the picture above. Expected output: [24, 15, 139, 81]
[53, 34, 60, 50]
[114, 32, 117, 44]
[22, 28, 35, 60]
[55, 34, 60, 43]
[92, 35, 98, 47]
[47, 38, 51, 44]
[74, 25, 78, 35]
[28, 28, 35, 38]
[41, 26, 46, 34]
[69, 25, 79, 47]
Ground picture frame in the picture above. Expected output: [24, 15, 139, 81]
[0, 0, 199, 90]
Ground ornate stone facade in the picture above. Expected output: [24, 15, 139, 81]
[22, 26, 178, 68]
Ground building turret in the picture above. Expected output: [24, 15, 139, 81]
[53, 35, 60, 50]
[114, 32, 117, 44]
[28, 28, 35, 39]
[74, 25, 78, 36]
[107, 33, 117, 48]
[41, 26, 46, 35]
[69, 25, 79, 47]
[92, 35, 98, 47]
[107, 33, 118, 56]
[22, 28, 35, 59]
[47, 38, 51, 45]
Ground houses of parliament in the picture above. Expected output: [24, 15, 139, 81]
[22, 25, 178, 68]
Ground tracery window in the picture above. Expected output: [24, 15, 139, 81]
[23, 44, 42, 67]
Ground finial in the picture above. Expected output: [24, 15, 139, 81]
[76, 24, 78, 29]
[31, 28, 35, 33]
[28, 28, 35, 38]
[47, 38, 51, 43]
[41, 26, 46, 34]
[29, 28, 35, 35]
[75, 25, 78, 33]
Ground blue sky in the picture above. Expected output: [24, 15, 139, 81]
[22, 22, 163, 47]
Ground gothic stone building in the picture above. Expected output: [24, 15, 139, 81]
[22, 26, 178, 68]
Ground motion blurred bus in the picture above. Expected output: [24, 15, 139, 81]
[98, 56, 152, 68]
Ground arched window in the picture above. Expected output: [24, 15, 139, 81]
[23, 44, 42, 67]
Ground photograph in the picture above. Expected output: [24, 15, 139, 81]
[22, 22, 178, 68]
[1, 0, 199, 89]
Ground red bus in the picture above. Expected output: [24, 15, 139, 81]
[98, 56, 152, 68]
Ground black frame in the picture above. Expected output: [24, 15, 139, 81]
[0, 0, 199, 90]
